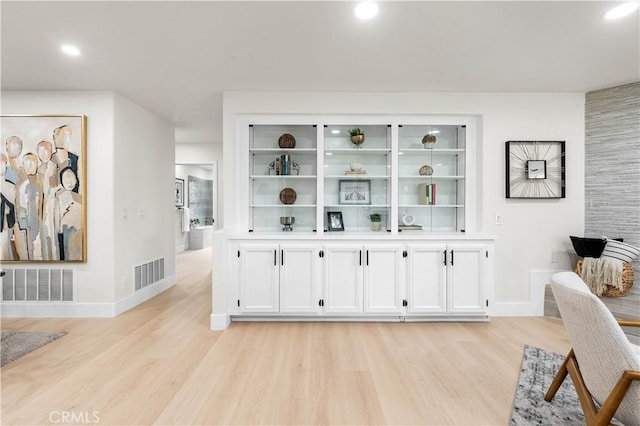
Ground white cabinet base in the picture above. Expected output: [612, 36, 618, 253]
[231, 314, 489, 323]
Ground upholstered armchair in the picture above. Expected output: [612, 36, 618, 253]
[545, 271, 640, 426]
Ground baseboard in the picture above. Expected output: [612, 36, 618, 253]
[230, 314, 489, 323]
[0, 301, 116, 317]
[114, 275, 176, 316]
[210, 313, 230, 330]
[0, 275, 176, 318]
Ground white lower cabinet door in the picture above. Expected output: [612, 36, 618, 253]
[406, 243, 447, 314]
[239, 244, 279, 313]
[279, 244, 321, 314]
[364, 244, 404, 313]
[323, 244, 363, 314]
[447, 243, 486, 314]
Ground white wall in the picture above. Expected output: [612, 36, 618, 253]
[176, 143, 221, 165]
[1, 91, 176, 316]
[112, 93, 176, 302]
[221, 92, 585, 313]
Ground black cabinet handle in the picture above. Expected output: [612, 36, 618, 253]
[359, 250, 362, 266]
[443, 250, 447, 265]
[450, 250, 454, 266]
[366, 250, 369, 266]
[274, 250, 277, 266]
[281, 249, 284, 266]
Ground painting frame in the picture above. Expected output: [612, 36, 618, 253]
[1, 114, 87, 262]
[175, 178, 184, 207]
[338, 179, 371, 205]
[327, 211, 344, 232]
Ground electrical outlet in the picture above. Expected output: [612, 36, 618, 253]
[495, 214, 503, 225]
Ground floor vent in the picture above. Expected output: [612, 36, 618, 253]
[134, 258, 165, 291]
[1, 268, 73, 302]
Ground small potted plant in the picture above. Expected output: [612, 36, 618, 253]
[369, 213, 382, 231]
[349, 128, 365, 147]
[190, 218, 200, 229]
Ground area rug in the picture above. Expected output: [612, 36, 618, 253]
[1, 331, 67, 367]
[510, 345, 585, 425]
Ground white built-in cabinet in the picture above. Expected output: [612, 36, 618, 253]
[241, 116, 475, 234]
[234, 240, 490, 321]
[323, 244, 362, 313]
[238, 244, 279, 313]
[405, 243, 487, 315]
[230, 115, 492, 324]
[238, 243, 320, 314]
[322, 243, 403, 314]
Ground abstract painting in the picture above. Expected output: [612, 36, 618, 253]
[1, 115, 87, 262]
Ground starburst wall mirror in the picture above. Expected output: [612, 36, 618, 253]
[505, 141, 565, 199]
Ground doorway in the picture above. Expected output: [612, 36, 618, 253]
[175, 162, 218, 253]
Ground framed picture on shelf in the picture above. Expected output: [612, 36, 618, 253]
[338, 179, 371, 205]
[175, 178, 184, 206]
[327, 211, 344, 231]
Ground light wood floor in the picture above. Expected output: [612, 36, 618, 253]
[1, 248, 572, 425]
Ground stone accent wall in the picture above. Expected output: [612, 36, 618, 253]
[585, 82, 640, 296]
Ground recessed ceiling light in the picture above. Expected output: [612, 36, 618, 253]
[331, 129, 340, 134]
[61, 45, 80, 56]
[354, 2, 378, 20]
[604, 2, 639, 20]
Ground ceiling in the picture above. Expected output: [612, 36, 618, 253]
[2, 1, 639, 145]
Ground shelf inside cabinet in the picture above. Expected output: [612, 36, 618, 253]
[399, 149, 464, 154]
[399, 204, 464, 208]
[325, 148, 391, 155]
[325, 175, 391, 180]
[324, 204, 390, 208]
[251, 204, 317, 208]
[250, 175, 317, 179]
[250, 148, 317, 154]
[398, 175, 465, 180]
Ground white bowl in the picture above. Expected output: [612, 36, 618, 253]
[349, 162, 363, 171]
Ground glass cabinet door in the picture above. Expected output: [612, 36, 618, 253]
[398, 125, 466, 232]
[323, 125, 391, 232]
[249, 125, 317, 232]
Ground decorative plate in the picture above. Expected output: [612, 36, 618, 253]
[419, 165, 433, 176]
[422, 134, 437, 145]
[278, 133, 296, 149]
[279, 187, 297, 204]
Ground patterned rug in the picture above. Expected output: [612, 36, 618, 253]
[0, 331, 67, 367]
[510, 345, 585, 425]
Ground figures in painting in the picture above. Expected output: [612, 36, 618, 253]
[0, 121, 83, 261]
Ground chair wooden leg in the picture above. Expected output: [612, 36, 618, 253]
[566, 356, 599, 425]
[544, 350, 640, 426]
[544, 349, 574, 402]
[593, 370, 640, 426]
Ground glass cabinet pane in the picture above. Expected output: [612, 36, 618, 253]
[249, 125, 317, 232]
[398, 125, 466, 232]
[323, 125, 391, 232]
